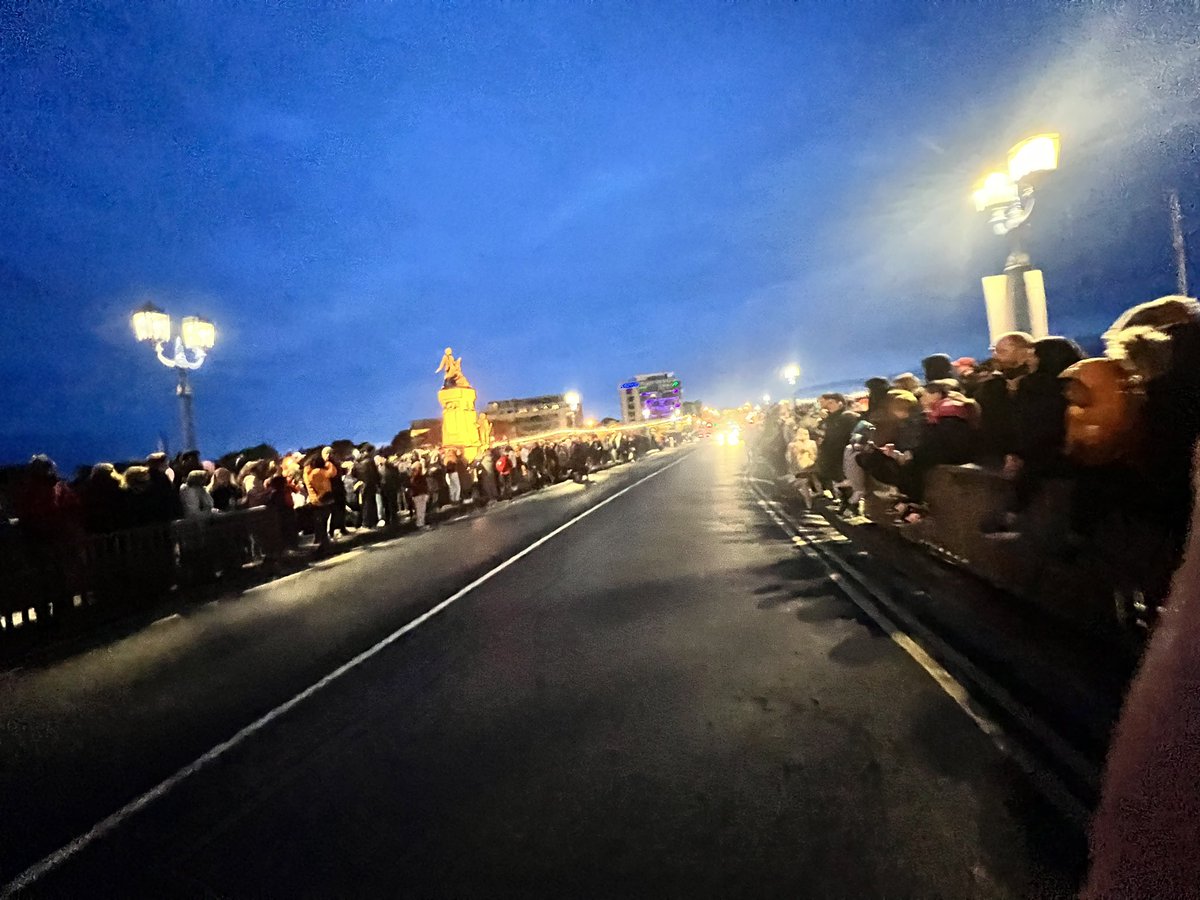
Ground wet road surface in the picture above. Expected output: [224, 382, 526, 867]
[1, 444, 1081, 897]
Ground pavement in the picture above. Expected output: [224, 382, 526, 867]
[0, 443, 1082, 898]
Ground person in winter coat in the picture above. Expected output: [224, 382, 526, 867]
[980, 338, 1084, 536]
[1083, 440, 1200, 898]
[815, 393, 859, 489]
[1105, 295, 1200, 548]
[378, 455, 401, 525]
[787, 428, 820, 508]
[408, 458, 431, 528]
[921, 353, 957, 385]
[973, 331, 1034, 466]
[180, 469, 215, 518]
[304, 453, 338, 546]
[354, 448, 381, 529]
[843, 419, 877, 511]
[568, 439, 591, 482]
[260, 474, 298, 559]
[145, 452, 180, 522]
[903, 381, 979, 499]
[209, 467, 243, 511]
[80, 463, 124, 534]
[495, 448, 514, 498]
[864, 377, 891, 423]
[1009, 337, 1084, 480]
[322, 447, 352, 537]
[860, 382, 977, 505]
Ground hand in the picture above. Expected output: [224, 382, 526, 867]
[1003, 454, 1024, 478]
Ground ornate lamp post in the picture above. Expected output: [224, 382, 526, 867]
[131, 302, 216, 453]
[972, 133, 1060, 339]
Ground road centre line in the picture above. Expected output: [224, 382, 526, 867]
[748, 481, 1091, 826]
[0, 452, 692, 897]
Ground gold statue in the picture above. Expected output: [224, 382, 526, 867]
[477, 412, 493, 449]
[436, 347, 470, 389]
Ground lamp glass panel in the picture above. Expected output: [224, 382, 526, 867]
[1008, 133, 1060, 182]
[132, 307, 171, 343]
[972, 171, 1019, 211]
[181, 316, 216, 350]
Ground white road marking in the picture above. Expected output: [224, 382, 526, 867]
[749, 482, 1092, 825]
[0, 453, 693, 897]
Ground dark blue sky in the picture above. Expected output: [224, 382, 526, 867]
[2, 2, 1197, 467]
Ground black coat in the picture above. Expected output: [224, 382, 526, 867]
[973, 372, 1020, 461]
[817, 410, 859, 481]
[1012, 371, 1069, 473]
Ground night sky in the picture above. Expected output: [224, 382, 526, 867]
[2, 2, 1197, 468]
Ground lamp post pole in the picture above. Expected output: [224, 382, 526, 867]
[1003, 226, 1033, 334]
[132, 304, 216, 455]
[177, 367, 197, 453]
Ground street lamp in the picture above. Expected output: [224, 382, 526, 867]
[781, 363, 801, 386]
[564, 390, 581, 428]
[131, 302, 216, 453]
[972, 132, 1060, 339]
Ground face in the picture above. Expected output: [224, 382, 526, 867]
[321, 447, 333, 461]
[889, 399, 913, 420]
[992, 339, 1029, 370]
[818, 398, 841, 414]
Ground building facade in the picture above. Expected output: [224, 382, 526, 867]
[618, 372, 683, 422]
[484, 393, 580, 439]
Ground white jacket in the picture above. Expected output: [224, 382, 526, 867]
[181, 485, 214, 518]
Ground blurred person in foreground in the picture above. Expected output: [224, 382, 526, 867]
[1083, 438, 1200, 898]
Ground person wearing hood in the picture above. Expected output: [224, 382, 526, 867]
[864, 377, 891, 423]
[1105, 295, 1200, 547]
[1009, 337, 1084, 479]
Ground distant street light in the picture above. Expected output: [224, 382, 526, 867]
[972, 132, 1060, 339]
[781, 363, 801, 386]
[131, 302, 216, 453]
[563, 390, 581, 428]
[762, 393, 771, 404]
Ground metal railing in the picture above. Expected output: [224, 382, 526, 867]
[0, 508, 281, 635]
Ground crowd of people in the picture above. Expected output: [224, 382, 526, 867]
[753, 294, 1200, 562]
[3, 430, 676, 551]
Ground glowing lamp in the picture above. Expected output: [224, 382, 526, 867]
[564, 391, 581, 409]
[1007, 133, 1060, 183]
[972, 171, 1019, 212]
[181, 316, 216, 351]
[132, 303, 171, 344]
[782, 363, 801, 383]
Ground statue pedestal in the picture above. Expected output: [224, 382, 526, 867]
[439, 386, 485, 460]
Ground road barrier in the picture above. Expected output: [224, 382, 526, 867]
[863, 465, 1173, 636]
[0, 507, 279, 640]
[0, 443, 691, 655]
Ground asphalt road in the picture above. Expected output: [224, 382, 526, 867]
[0, 443, 1081, 898]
